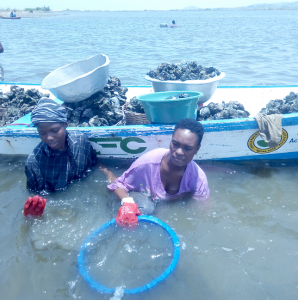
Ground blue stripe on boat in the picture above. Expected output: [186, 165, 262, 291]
[214, 151, 298, 160]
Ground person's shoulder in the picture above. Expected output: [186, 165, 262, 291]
[188, 161, 207, 178]
[25, 142, 44, 167]
[30, 141, 45, 156]
[25, 153, 36, 166]
[68, 130, 87, 139]
[67, 130, 89, 145]
[134, 148, 168, 166]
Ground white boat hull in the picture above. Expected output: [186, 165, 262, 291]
[1, 84, 298, 161]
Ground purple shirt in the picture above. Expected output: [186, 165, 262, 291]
[107, 148, 209, 201]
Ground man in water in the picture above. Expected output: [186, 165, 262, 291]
[171, 20, 177, 27]
[23, 97, 99, 216]
[108, 118, 209, 226]
[0, 41, 4, 81]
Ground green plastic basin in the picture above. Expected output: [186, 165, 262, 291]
[136, 91, 203, 124]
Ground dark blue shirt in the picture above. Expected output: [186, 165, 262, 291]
[25, 131, 97, 192]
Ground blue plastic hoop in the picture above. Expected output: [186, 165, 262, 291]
[77, 215, 180, 294]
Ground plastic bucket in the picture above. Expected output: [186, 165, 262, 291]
[136, 91, 203, 124]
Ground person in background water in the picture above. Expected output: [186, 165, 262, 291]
[0, 41, 4, 82]
[23, 97, 114, 217]
[108, 118, 209, 227]
[171, 20, 177, 27]
[10, 12, 16, 18]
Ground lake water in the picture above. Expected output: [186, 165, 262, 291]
[0, 10, 298, 86]
[1, 156, 298, 299]
[1, 10, 298, 300]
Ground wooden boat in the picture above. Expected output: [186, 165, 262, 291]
[0, 16, 21, 19]
[1, 83, 298, 161]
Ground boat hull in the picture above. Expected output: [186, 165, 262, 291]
[1, 113, 298, 161]
[0, 16, 21, 19]
[1, 84, 298, 161]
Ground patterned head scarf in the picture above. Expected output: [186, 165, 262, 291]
[31, 97, 67, 126]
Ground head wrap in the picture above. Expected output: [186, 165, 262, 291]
[31, 97, 67, 126]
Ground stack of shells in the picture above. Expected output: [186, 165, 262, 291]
[64, 77, 128, 127]
[0, 86, 50, 127]
[125, 96, 145, 114]
[147, 61, 221, 81]
[197, 101, 250, 121]
[260, 92, 298, 115]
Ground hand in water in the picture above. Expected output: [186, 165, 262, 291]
[116, 203, 141, 227]
[23, 196, 47, 217]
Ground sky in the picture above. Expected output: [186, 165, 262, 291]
[1, 0, 297, 11]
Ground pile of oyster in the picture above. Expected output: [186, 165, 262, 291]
[65, 76, 128, 127]
[197, 101, 250, 121]
[259, 92, 298, 115]
[147, 61, 221, 81]
[125, 96, 145, 114]
[0, 86, 50, 127]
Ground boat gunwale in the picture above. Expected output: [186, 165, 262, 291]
[2, 112, 298, 136]
[1, 83, 298, 133]
[2, 82, 298, 89]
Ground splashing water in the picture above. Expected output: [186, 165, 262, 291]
[110, 286, 124, 300]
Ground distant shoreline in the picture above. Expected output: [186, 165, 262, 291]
[0, 8, 297, 18]
[0, 11, 61, 18]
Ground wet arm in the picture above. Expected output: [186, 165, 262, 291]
[98, 162, 118, 183]
[113, 188, 129, 201]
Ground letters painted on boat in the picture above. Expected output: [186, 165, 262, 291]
[1, 113, 298, 160]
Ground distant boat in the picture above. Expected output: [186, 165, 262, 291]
[0, 16, 21, 19]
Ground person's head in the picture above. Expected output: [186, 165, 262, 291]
[169, 118, 204, 167]
[31, 98, 68, 151]
[37, 122, 68, 151]
[172, 20, 175, 24]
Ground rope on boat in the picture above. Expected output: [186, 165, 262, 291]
[7, 123, 31, 127]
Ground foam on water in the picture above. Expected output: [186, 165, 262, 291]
[110, 286, 124, 300]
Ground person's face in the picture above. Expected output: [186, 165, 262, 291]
[37, 122, 68, 151]
[169, 128, 201, 167]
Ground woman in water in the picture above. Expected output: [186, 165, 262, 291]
[108, 118, 209, 226]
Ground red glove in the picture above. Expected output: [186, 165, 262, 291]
[116, 202, 141, 227]
[23, 196, 47, 217]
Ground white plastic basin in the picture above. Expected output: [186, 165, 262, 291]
[41, 54, 110, 103]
